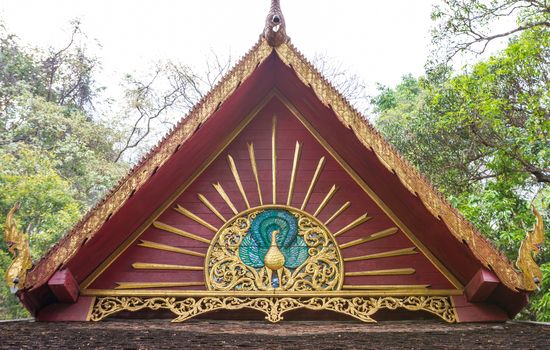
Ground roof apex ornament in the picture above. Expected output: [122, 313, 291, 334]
[4, 203, 33, 293]
[516, 205, 545, 291]
[263, 0, 288, 47]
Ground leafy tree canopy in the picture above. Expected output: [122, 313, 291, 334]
[373, 27, 549, 320]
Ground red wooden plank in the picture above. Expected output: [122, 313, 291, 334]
[465, 268, 500, 302]
[37, 296, 94, 321]
[452, 295, 508, 322]
[47, 269, 79, 303]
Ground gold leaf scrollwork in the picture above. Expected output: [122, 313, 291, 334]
[90, 295, 458, 323]
[205, 207, 344, 291]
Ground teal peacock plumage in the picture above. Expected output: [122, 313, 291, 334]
[239, 209, 308, 270]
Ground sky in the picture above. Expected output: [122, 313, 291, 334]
[0, 0, 438, 98]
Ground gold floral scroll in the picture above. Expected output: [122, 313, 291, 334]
[90, 295, 457, 323]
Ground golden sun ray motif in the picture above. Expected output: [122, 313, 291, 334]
[248, 143, 264, 205]
[152, 221, 211, 244]
[333, 213, 371, 237]
[213, 182, 239, 215]
[286, 141, 302, 206]
[345, 268, 416, 277]
[324, 201, 351, 225]
[137, 240, 205, 258]
[272, 115, 277, 204]
[339, 227, 398, 249]
[132, 263, 203, 271]
[228, 155, 251, 209]
[174, 205, 219, 233]
[115, 282, 205, 290]
[300, 156, 326, 210]
[126, 121, 429, 294]
[344, 247, 418, 262]
[198, 194, 227, 223]
[314, 185, 338, 217]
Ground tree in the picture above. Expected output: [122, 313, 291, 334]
[0, 21, 127, 318]
[431, 0, 550, 60]
[373, 27, 549, 320]
[0, 146, 82, 319]
[115, 53, 232, 163]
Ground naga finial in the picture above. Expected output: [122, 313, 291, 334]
[4, 203, 33, 293]
[516, 205, 545, 291]
[263, 0, 288, 47]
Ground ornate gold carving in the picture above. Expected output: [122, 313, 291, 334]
[26, 39, 273, 289]
[516, 205, 545, 291]
[3, 203, 33, 292]
[89, 295, 457, 323]
[205, 206, 344, 291]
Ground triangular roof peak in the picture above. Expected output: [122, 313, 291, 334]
[9, 3, 542, 322]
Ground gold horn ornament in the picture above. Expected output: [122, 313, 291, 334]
[3, 203, 33, 293]
[516, 205, 545, 291]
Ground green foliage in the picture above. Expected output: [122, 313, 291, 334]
[373, 28, 549, 321]
[431, 0, 550, 60]
[531, 263, 550, 321]
[0, 22, 127, 319]
[0, 146, 82, 319]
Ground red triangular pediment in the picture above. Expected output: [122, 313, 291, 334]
[83, 94, 460, 294]
[22, 39, 528, 323]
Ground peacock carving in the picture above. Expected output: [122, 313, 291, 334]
[239, 209, 308, 287]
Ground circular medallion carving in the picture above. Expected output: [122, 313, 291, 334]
[205, 206, 343, 291]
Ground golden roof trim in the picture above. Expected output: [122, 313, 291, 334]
[25, 38, 273, 289]
[274, 42, 524, 291]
